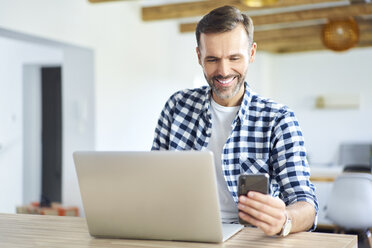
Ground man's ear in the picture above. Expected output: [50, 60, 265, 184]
[249, 42, 257, 63]
[196, 47, 202, 66]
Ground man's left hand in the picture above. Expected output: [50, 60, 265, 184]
[238, 191, 287, 236]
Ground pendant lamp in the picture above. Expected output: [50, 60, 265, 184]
[240, 0, 278, 7]
[322, 17, 360, 52]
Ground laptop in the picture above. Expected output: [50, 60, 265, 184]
[73, 151, 243, 243]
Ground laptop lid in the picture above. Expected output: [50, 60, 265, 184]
[73, 151, 242, 243]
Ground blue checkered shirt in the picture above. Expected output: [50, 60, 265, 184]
[152, 82, 318, 229]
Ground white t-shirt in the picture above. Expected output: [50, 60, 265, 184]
[207, 97, 240, 223]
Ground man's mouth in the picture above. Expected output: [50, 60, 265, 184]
[214, 76, 237, 86]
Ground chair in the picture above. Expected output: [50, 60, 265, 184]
[326, 172, 372, 248]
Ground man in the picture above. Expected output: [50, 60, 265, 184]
[152, 5, 318, 237]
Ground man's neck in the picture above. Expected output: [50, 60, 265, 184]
[212, 86, 245, 107]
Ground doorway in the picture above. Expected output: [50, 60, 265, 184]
[41, 66, 62, 205]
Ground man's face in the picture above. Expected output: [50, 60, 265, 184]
[197, 24, 256, 107]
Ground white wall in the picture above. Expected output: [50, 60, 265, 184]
[268, 49, 372, 164]
[61, 45, 95, 209]
[23, 65, 42, 205]
[0, 37, 63, 213]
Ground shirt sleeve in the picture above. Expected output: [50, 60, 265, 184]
[270, 109, 319, 231]
[151, 94, 176, 150]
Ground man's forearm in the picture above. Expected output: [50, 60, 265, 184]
[286, 201, 316, 233]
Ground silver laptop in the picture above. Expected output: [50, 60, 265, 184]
[73, 151, 243, 243]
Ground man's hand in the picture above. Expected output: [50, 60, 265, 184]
[238, 191, 287, 236]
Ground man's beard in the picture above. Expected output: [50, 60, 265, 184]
[204, 71, 246, 100]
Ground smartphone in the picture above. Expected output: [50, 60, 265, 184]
[238, 173, 269, 225]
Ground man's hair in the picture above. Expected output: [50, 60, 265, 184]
[196, 5, 254, 48]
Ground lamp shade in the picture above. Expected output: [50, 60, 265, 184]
[240, 0, 278, 7]
[322, 17, 359, 52]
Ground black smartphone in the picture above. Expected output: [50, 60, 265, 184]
[238, 173, 269, 225]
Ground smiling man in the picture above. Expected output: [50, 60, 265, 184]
[152, 5, 318, 237]
[196, 17, 253, 107]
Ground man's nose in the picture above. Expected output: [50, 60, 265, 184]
[217, 60, 230, 77]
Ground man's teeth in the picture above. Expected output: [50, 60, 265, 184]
[217, 77, 234, 84]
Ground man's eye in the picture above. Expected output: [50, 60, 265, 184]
[206, 58, 217, 62]
[230, 57, 240, 61]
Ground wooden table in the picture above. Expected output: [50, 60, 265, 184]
[0, 213, 357, 248]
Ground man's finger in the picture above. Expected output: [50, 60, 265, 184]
[239, 197, 283, 220]
[238, 202, 278, 226]
[238, 212, 279, 236]
[246, 191, 285, 209]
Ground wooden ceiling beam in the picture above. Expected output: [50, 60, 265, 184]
[257, 20, 372, 53]
[252, 3, 372, 25]
[179, 3, 372, 33]
[180, 18, 372, 53]
[142, 0, 345, 21]
[259, 37, 372, 53]
[255, 20, 372, 41]
[179, 23, 197, 33]
[260, 39, 372, 53]
[254, 25, 323, 41]
[259, 41, 325, 53]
